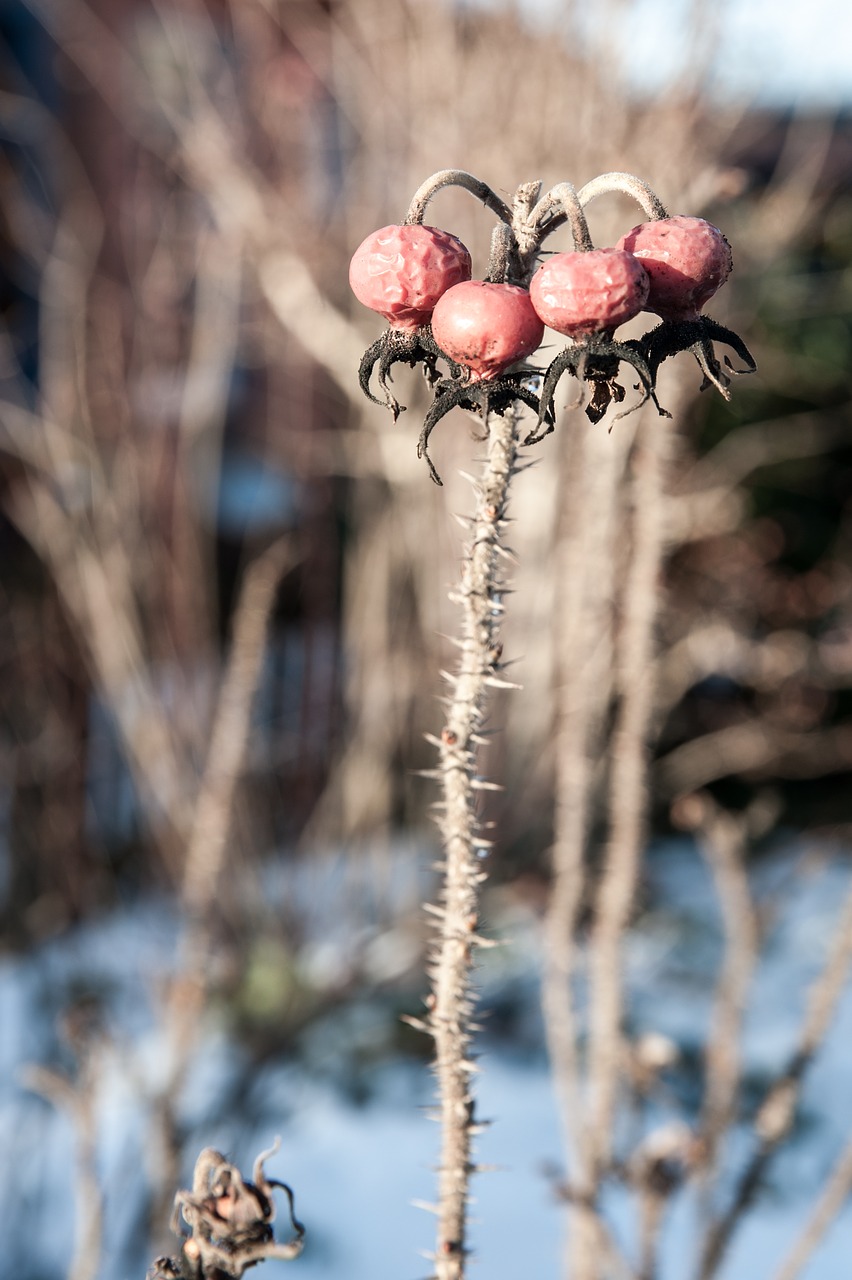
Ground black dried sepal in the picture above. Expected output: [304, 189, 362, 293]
[417, 372, 550, 486]
[640, 316, 757, 400]
[357, 328, 445, 421]
[527, 333, 661, 444]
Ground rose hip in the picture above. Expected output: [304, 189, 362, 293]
[430, 281, 544, 382]
[529, 248, 650, 336]
[616, 215, 733, 321]
[349, 224, 472, 332]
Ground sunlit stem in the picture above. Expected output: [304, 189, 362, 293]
[404, 169, 513, 227]
[487, 221, 516, 284]
[530, 182, 595, 251]
[577, 172, 669, 221]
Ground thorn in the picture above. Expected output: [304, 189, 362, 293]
[400, 1015, 432, 1034]
[423, 903, 447, 918]
[452, 512, 473, 529]
[439, 669, 459, 685]
[484, 675, 523, 690]
[411, 1201, 440, 1216]
[471, 778, 504, 791]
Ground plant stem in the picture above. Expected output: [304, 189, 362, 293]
[530, 182, 595, 251]
[428, 405, 522, 1280]
[404, 169, 513, 227]
[577, 173, 668, 221]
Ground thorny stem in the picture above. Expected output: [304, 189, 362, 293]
[577, 172, 669, 221]
[404, 169, 513, 228]
[427, 406, 522, 1280]
[487, 221, 515, 284]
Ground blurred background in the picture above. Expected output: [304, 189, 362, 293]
[2, 1, 852, 1278]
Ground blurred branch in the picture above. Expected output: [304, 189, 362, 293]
[150, 537, 296, 1235]
[10, 473, 195, 844]
[22, 1017, 106, 1280]
[772, 1132, 852, 1280]
[675, 797, 759, 1202]
[657, 720, 852, 797]
[679, 409, 852, 498]
[587, 406, 670, 1185]
[698, 865, 852, 1278]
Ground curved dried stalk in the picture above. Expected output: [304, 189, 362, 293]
[422, 407, 523, 1280]
[404, 168, 513, 227]
[577, 173, 668, 220]
[529, 181, 595, 250]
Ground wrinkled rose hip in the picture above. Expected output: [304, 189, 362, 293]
[616, 215, 733, 321]
[430, 281, 545, 382]
[349, 224, 472, 332]
[529, 248, 650, 336]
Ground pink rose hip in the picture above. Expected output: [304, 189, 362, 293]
[430, 281, 544, 382]
[529, 248, 650, 336]
[349, 224, 472, 332]
[616, 215, 733, 321]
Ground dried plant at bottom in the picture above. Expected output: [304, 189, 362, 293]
[149, 1142, 304, 1280]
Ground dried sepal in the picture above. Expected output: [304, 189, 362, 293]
[528, 333, 661, 443]
[151, 1142, 304, 1280]
[640, 316, 757, 400]
[358, 328, 447, 420]
[418, 372, 549, 485]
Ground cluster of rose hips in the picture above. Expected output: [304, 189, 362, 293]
[349, 170, 755, 483]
